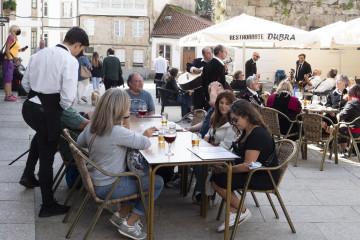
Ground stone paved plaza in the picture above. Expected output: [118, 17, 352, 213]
[1, 80, 360, 240]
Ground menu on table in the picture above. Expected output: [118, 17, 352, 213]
[187, 147, 239, 160]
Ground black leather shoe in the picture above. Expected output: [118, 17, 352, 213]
[19, 175, 39, 188]
[38, 202, 70, 218]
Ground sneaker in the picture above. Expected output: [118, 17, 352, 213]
[192, 192, 201, 203]
[165, 177, 181, 189]
[339, 148, 349, 157]
[4, 96, 17, 102]
[10, 94, 20, 100]
[217, 208, 251, 232]
[19, 174, 39, 188]
[77, 101, 81, 104]
[210, 192, 221, 208]
[109, 212, 128, 229]
[81, 97, 87, 103]
[118, 219, 146, 240]
[38, 202, 70, 218]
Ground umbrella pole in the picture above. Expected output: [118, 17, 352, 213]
[242, 43, 245, 73]
[339, 49, 342, 73]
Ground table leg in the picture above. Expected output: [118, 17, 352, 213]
[224, 162, 232, 240]
[334, 124, 339, 164]
[200, 165, 209, 218]
[147, 165, 155, 240]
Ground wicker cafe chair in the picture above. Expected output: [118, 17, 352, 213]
[250, 102, 263, 115]
[261, 107, 299, 140]
[295, 113, 336, 171]
[61, 129, 88, 208]
[176, 109, 207, 125]
[65, 143, 148, 240]
[338, 116, 360, 162]
[216, 139, 297, 239]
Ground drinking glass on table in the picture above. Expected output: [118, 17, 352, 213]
[162, 113, 168, 126]
[164, 127, 177, 156]
[137, 102, 147, 117]
[312, 95, 320, 106]
[321, 96, 327, 107]
[158, 128, 165, 144]
[191, 132, 200, 147]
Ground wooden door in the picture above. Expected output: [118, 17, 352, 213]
[182, 47, 195, 72]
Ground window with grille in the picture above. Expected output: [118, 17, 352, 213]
[43, 2, 48, 16]
[133, 50, 144, 67]
[159, 45, 171, 66]
[115, 49, 126, 66]
[114, 20, 125, 37]
[132, 20, 144, 37]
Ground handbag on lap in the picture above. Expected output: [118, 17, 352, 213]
[126, 148, 149, 177]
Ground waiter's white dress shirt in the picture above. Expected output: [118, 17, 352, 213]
[22, 44, 78, 110]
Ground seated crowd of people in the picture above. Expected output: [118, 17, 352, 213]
[17, 38, 360, 240]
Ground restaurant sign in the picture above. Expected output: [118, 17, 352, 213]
[229, 33, 296, 41]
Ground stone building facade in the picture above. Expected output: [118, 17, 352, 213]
[224, 0, 360, 30]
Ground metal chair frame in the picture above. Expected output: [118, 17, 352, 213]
[295, 113, 336, 171]
[157, 87, 185, 117]
[216, 140, 297, 239]
[65, 143, 148, 240]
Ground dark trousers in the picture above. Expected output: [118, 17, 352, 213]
[22, 100, 58, 207]
[104, 79, 118, 90]
[192, 88, 206, 110]
[154, 73, 164, 98]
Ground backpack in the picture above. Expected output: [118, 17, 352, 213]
[0, 41, 16, 65]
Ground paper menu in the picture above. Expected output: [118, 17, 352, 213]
[187, 147, 239, 160]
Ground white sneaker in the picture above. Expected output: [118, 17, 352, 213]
[217, 208, 251, 232]
[210, 193, 221, 208]
[109, 212, 128, 229]
[118, 219, 146, 240]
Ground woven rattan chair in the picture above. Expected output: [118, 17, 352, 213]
[338, 116, 360, 162]
[295, 113, 336, 171]
[65, 143, 148, 240]
[261, 107, 299, 140]
[216, 139, 297, 239]
[251, 102, 263, 115]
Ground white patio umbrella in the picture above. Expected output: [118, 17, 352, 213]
[179, 14, 319, 48]
[334, 17, 360, 46]
[309, 21, 346, 48]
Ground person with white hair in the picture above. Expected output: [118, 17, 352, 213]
[240, 76, 264, 106]
[34, 39, 46, 54]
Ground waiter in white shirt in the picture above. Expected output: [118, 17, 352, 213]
[20, 27, 89, 218]
[153, 50, 167, 98]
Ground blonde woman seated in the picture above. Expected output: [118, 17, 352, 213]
[211, 99, 279, 232]
[192, 90, 237, 202]
[77, 89, 164, 240]
[266, 80, 301, 140]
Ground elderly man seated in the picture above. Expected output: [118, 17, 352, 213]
[312, 68, 337, 94]
[240, 76, 265, 106]
[125, 73, 155, 115]
[302, 69, 322, 92]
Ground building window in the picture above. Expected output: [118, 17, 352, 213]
[133, 50, 143, 67]
[31, 31, 37, 50]
[32, 0, 37, 9]
[43, 33, 48, 47]
[159, 45, 171, 65]
[43, 2, 48, 17]
[62, 2, 72, 17]
[132, 20, 144, 37]
[84, 19, 95, 36]
[115, 49, 126, 66]
[114, 20, 125, 37]
[135, 0, 146, 9]
[82, 0, 146, 9]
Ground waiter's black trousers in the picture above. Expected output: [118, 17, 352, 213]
[22, 100, 58, 207]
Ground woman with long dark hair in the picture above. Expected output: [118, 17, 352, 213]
[90, 52, 102, 90]
[165, 68, 193, 116]
[211, 99, 279, 232]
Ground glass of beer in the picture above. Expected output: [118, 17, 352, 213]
[158, 128, 165, 144]
[162, 113, 168, 126]
[192, 132, 200, 147]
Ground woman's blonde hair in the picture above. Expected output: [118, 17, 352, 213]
[91, 52, 101, 67]
[275, 80, 293, 96]
[90, 88, 130, 136]
[9, 25, 20, 40]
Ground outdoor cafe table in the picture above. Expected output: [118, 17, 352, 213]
[139, 131, 235, 240]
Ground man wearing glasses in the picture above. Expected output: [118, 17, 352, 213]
[245, 52, 260, 79]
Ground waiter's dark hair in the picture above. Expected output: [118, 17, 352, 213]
[329, 68, 338, 78]
[64, 27, 89, 47]
[213, 45, 224, 55]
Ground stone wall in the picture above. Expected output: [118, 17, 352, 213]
[225, 0, 360, 29]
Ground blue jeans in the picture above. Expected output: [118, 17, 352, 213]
[94, 175, 164, 216]
[168, 94, 193, 117]
[91, 77, 100, 90]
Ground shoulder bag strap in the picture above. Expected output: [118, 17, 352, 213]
[88, 133, 97, 154]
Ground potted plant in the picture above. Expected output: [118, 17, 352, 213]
[3, 0, 17, 12]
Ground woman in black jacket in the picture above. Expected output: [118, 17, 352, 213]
[338, 84, 360, 155]
[90, 52, 102, 90]
[165, 68, 193, 116]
